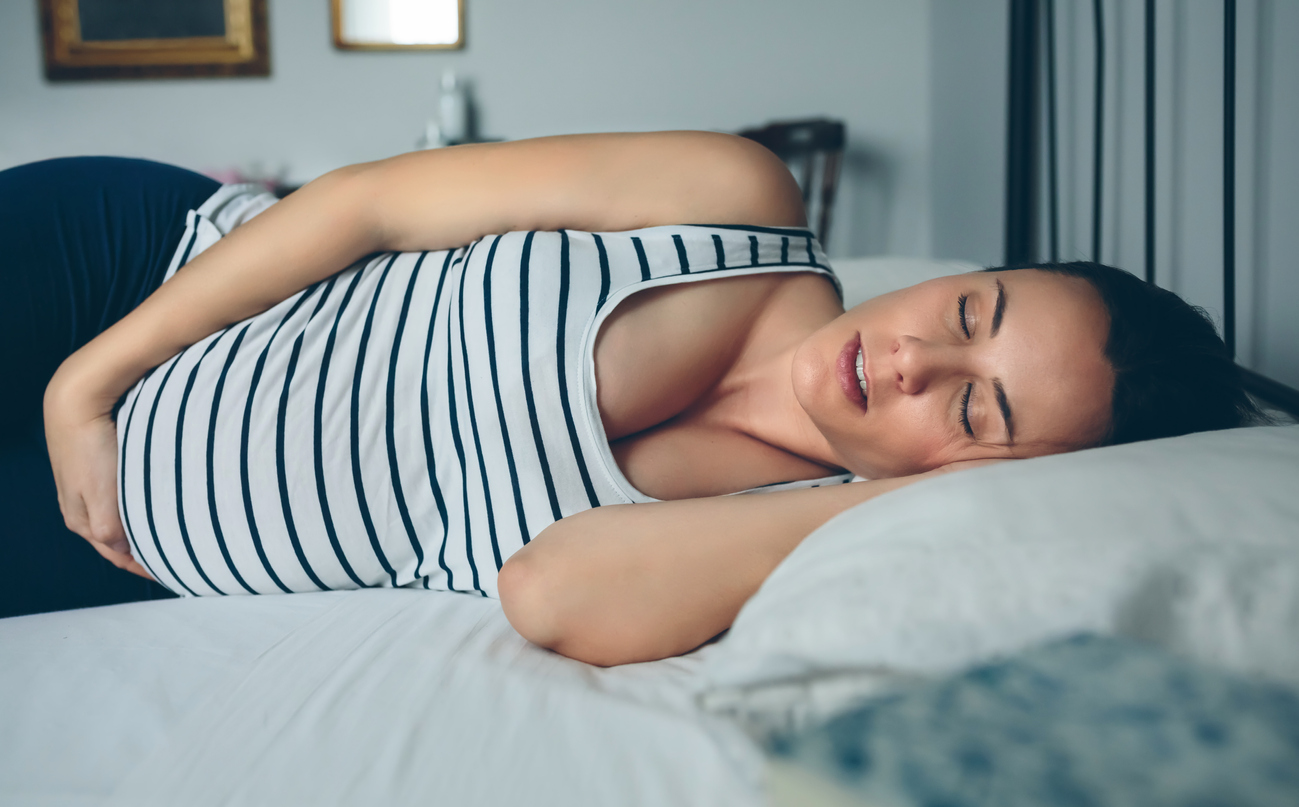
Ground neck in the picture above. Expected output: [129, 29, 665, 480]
[704, 281, 845, 473]
[727, 348, 843, 468]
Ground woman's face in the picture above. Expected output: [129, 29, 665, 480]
[792, 269, 1115, 478]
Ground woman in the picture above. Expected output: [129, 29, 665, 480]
[5, 132, 1254, 665]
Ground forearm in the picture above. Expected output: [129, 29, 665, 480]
[46, 165, 380, 413]
[48, 131, 802, 412]
[500, 475, 921, 667]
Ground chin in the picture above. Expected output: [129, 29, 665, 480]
[845, 457, 898, 480]
[789, 338, 830, 412]
[833, 440, 931, 480]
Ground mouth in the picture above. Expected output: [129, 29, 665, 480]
[837, 334, 870, 413]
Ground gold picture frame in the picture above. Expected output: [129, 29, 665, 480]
[332, 0, 465, 51]
[40, 0, 270, 80]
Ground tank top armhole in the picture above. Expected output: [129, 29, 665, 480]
[577, 260, 846, 504]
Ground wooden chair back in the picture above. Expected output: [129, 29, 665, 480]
[738, 118, 846, 245]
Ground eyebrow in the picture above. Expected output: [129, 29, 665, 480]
[990, 278, 1007, 336]
[992, 378, 1015, 445]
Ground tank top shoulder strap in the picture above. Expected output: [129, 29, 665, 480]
[571, 224, 853, 504]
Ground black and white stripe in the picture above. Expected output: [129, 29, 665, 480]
[118, 222, 848, 599]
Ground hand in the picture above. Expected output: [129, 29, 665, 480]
[43, 365, 154, 580]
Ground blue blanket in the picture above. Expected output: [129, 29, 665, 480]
[769, 635, 1299, 807]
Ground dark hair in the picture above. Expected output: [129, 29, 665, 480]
[986, 261, 1263, 447]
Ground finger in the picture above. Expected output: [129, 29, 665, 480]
[61, 487, 126, 553]
[85, 499, 129, 556]
[86, 537, 135, 570]
[122, 557, 155, 582]
[59, 490, 93, 543]
[87, 525, 131, 560]
[98, 534, 133, 558]
[83, 444, 128, 552]
[86, 538, 153, 581]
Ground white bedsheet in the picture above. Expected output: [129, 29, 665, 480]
[0, 589, 764, 807]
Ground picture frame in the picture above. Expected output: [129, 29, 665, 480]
[39, 0, 270, 81]
[332, 0, 465, 51]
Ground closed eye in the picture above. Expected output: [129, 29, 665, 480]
[957, 294, 971, 338]
[960, 382, 974, 438]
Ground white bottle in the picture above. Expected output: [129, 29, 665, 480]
[438, 71, 469, 145]
[417, 119, 443, 150]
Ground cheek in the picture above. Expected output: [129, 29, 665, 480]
[845, 400, 960, 477]
[887, 396, 973, 470]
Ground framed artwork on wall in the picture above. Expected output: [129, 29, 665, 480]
[39, 0, 270, 80]
[332, 0, 464, 50]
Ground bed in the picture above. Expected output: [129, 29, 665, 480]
[3, 252, 1297, 806]
[1, 585, 762, 806]
[6, 4, 1299, 806]
[0, 256, 957, 807]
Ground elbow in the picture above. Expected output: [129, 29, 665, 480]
[278, 161, 387, 255]
[498, 552, 564, 651]
[498, 551, 645, 667]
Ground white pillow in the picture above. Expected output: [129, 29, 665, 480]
[829, 256, 980, 309]
[698, 425, 1299, 734]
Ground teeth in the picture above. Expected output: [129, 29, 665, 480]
[855, 349, 868, 397]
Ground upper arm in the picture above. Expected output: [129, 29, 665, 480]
[83, 132, 797, 405]
[360, 131, 807, 253]
[498, 475, 920, 667]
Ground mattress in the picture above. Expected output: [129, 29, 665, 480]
[10, 256, 1293, 807]
[0, 588, 764, 807]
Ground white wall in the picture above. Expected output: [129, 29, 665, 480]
[0, 0, 933, 258]
[929, 0, 1008, 267]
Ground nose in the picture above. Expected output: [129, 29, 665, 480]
[891, 336, 963, 394]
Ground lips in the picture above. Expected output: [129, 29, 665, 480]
[837, 334, 869, 413]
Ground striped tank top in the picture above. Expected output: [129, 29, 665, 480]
[117, 187, 853, 599]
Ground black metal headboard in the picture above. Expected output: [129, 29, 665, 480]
[1003, 0, 1299, 419]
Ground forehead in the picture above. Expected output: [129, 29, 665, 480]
[986, 270, 1114, 452]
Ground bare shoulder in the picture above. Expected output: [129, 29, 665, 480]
[554, 130, 807, 229]
[646, 131, 808, 226]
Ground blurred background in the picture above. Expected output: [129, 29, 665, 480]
[2, 0, 976, 262]
[1, 0, 1295, 384]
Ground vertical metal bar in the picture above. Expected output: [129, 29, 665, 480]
[1145, 0, 1156, 284]
[1004, 0, 1040, 265]
[1091, 0, 1106, 263]
[1045, 0, 1060, 262]
[1224, 0, 1236, 358]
